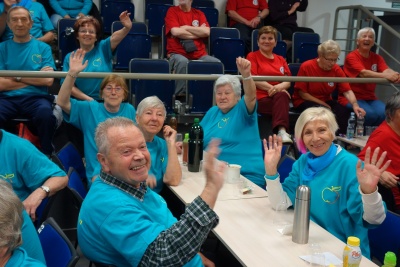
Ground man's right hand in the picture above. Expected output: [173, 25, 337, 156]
[204, 139, 225, 192]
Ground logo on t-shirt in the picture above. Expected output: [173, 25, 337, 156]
[371, 64, 377, 72]
[322, 185, 341, 204]
[280, 66, 285, 74]
[192, 20, 199, 27]
[328, 82, 334, 87]
[253, 0, 259, 5]
[32, 54, 42, 64]
[0, 173, 15, 183]
[93, 58, 102, 67]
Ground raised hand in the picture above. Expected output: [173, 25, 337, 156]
[236, 57, 251, 78]
[357, 147, 391, 194]
[163, 125, 177, 144]
[69, 48, 88, 75]
[119, 10, 132, 30]
[263, 135, 282, 176]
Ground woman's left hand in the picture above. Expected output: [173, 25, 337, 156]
[119, 10, 132, 29]
[357, 147, 391, 194]
[163, 125, 177, 143]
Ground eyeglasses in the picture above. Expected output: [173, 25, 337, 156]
[104, 86, 123, 93]
[323, 56, 339, 63]
[78, 29, 96, 35]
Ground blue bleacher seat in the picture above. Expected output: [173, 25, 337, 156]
[57, 19, 78, 69]
[112, 21, 148, 34]
[102, 0, 134, 34]
[67, 167, 87, 199]
[192, 0, 215, 8]
[273, 41, 287, 58]
[129, 58, 175, 112]
[56, 142, 87, 188]
[209, 27, 240, 55]
[146, 3, 172, 37]
[292, 32, 320, 63]
[114, 33, 152, 71]
[298, 42, 320, 63]
[197, 7, 219, 27]
[161, 24, 167, 59]
[212, 38, 245, 74]
[187, 60, 224, 114]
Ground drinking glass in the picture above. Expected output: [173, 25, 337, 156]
[273, 193, 292, 235]
[309, 243, 325, 267]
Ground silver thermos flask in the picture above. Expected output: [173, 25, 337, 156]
[292, 185, 311, 244]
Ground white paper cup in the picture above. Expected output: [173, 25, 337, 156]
[225, 164, 241, 184]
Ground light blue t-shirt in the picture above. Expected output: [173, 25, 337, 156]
[0, 38, 55, 97]
[0, 2, 54, 41]
[282, 147, 376, 258]
[0, 130, 66, 201]
[21, 210, 46, 264]
[200, 97, 265, 188]
[62, 37, 114, 100]
[49, 0, 92, 18]
[147, 136, 168, 193]
[78, 178, 203, 266]
[64, 99, 136, 186]
[5, 247, 46, 267]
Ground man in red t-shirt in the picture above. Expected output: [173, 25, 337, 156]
[341, 27, 400, 126]
[165, 0, 220, 95]
[358, 92, 400, 214]
[226, 0, 269, 56]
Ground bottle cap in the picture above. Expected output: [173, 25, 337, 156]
[194, 118, 199, 123]
[384, 251, 397, 265]
[347, 236, 360, 247]
[295, 185, 311, 200]
[184, 133, 189, 139]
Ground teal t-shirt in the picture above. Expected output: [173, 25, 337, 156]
[0, 2, 53, 41]
[0, 130, 66, 201]
[147, 136, 168, 193]
[21, 210, 46, 264]
[5, 247, 46, 267]
[200, 97, 265, 188]
[62, 37, 114, 100]
[78, 178, 203, 266]
[64, 99, 136, 186]
[0, 38, 55, 97]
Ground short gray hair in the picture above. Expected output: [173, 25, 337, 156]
[318, 40, 340, 57]
[214, 75, 242, 97]
[7, 6, 33, 22]
[385, 91, 400, 123]
[0, 180, 23, 255]
[294, 107, 338, 153]
[357, 27, 375, 40]
[136, 96, 166, 118]
[95, 117, 136, 155]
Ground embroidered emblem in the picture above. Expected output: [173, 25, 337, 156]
[218, 117, 229, 128]
[371, 64, 377, 72]
[253, 0, 259, 5]
[328, 82, 334, 87]
[161, 157, 165, 163]
[192, 20, 199, 27]
[0, 173, 15, 183]
[322, 186, 341, 204]
[280, 66, 285, 74]
[32, 54, 42, 64]
[93, 58, 102, 67]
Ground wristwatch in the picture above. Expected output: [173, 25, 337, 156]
[40, 185, 50, 197]
[15, 77, 22, 82]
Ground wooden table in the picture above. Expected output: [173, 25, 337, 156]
[336, 135, 369, 149]
[169, 164, 377, 267]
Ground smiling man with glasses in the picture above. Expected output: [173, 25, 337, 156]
[292, 39, 365, 134]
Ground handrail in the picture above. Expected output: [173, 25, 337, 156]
[0, 70, 392, 84]
[333, 5, 400, 66]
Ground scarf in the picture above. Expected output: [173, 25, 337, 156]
[302, 143, 337, 183]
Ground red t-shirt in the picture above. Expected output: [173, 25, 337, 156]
[293, 59, 351, 107]
[358, 121, 400, 210]
[165, 6, 209, 60]
[339, 49, 388, 105]
[225, 0, 269, 27]
[247, 50, 291, 100]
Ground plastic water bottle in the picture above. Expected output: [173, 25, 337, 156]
[346, 112, 356, 139]
[182, 133, 189, 166]
[343, 236, 362, 267]
[355, 114, 364, 137]
[382, 251, 397, 267]
[169, 113, 178, 131]
[188, 118, 203, 172]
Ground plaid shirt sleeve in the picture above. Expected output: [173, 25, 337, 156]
[138, 196, 219, 267]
